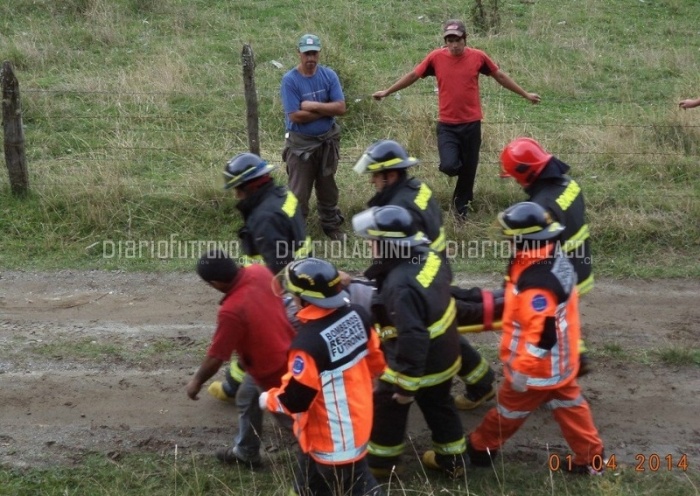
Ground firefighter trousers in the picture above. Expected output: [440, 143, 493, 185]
[293, 451, 384, 496]
[469, 378, 604, 465]
[367, 379, 466, 471]
[458, 335, 494, 394]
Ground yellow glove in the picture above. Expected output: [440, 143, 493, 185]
[208, 381, 236, 402]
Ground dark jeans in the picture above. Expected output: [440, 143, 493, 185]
[285, 147, 343, 233]
[436, 121, 482, 215]
[233, 374, 294, 461]
[293, 451, 385, 496]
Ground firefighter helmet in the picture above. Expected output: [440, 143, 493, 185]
[283, 257, 349, 309]
[497, 201, 564, 241]
[352, 205, 429, 246]
[499, 137, 553, 187]
[353, 139, 419, 174]
[223, 152, 277, 190]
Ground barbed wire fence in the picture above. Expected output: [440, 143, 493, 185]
[3, 58, 699, 196]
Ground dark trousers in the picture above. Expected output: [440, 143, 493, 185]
[458, 335, 495, 395]
[286, 148, 343, 232]
[436, 121, 482, 215]
[293, 451, 384, 496]
[367, 379, 465, 471]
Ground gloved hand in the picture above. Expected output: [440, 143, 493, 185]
[258, 391, 269, 410]
[207, 381, 235, 402]
[511, 371, 529, 393]
[392, 392, 415, 405]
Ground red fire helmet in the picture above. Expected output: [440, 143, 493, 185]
[499, 137, 553, 187]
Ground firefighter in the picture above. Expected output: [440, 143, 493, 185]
[260, 257, 386, 496]
[500, 137, 594, 375]
[353, 139, 446, 253]
[354, 139, 498, 410]
[223, 151, 310, 273]
[467, 202, 605, 474]
[353, 205, 467, 478]
[206, 152, 310, 463]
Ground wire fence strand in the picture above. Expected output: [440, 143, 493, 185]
[10, 86, 700, 197]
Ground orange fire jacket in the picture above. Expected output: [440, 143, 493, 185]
[501, 245, 581, 389]
[265, 304, 386, 464]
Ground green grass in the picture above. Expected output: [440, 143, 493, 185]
[28, 337, 208, 367]
[590, 344, 700, 368]
[0, 452, 290, 496]
[1, 1, 700, 493]
[656, 347, 700, 367]
[1, 451, 698, 496]
[1, 0, 699, 276]
[599, 343, 626, 359]
[3, 334, 208, 369]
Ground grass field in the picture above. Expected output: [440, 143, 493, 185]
[1, 0, 699, 276]
[1, 450, 698, 496]
[1, 0, 699, 494]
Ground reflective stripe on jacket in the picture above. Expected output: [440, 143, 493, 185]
[266, 304, 386, 464]
[236, 182, 308, 274]
[528, 176, 593, 295]
[368, 248, 461, 395]
[501, 245, 580, 389]
[368, 177, 446, 256]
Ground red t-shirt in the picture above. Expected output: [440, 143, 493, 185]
[207, 265, 295, 390]
[414, 47, 499, 124]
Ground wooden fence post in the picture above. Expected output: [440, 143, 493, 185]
[2, 61, 29, 196]
[241, 44, 260, 156]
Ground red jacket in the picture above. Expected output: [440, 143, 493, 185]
[207, 265, 295, 390]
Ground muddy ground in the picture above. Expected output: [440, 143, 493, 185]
[0, 270, 698, 474]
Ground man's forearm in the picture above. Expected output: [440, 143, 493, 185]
[679, 97, 700, 109]
[493, 71, 529, 98]
[373, 71, 420, 100]
[193, 355, 223, 386]
[300, 100, 346, 117]
[492, 70, 540, 104]
[385, 71, 420, 96]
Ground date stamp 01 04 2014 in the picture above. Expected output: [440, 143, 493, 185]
[548, 453, 690, 472]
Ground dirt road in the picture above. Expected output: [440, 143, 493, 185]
[1, 270, 698, 471]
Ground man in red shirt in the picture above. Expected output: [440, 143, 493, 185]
[373, 19, 540, 220]
[186, 249, 295, 467]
